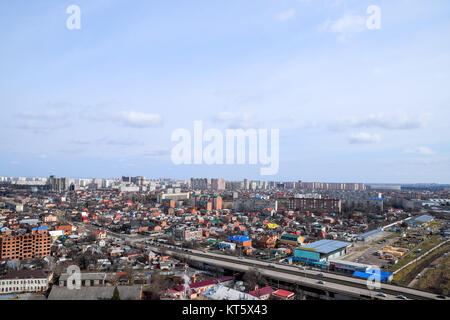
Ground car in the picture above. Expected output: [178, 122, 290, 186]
[299, 266, 305, 270]
[317, 280, 325, 284]
[396, 295, 407, 300]
[238, 256, 244, 260]
[318, 273, 324, 277]
[436, 295, 447, 299]
[268, 263, 276, 268]
[376, 292, 387, 297]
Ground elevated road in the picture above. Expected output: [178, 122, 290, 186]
[149, 243, 446, 301]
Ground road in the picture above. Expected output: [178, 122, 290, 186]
[148, 243, 445, 300]
[60, 213, 446, 300]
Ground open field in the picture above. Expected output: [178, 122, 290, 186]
[389, 235, 444, 273]
[415, 252, 450, 295]
[392, 242, 450, 287]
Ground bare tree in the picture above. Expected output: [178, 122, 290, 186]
[243, 267, 267, 291]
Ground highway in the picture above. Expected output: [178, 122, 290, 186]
[148, 243, 447, 301]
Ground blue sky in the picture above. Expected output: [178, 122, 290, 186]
[1, 0, 450, 182]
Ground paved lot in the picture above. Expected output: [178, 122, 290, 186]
[342, 232, 399, 267]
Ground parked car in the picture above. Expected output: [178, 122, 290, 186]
[317, 280, 325, 284]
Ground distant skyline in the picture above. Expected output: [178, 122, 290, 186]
[3, 174, 449, 186]
[1, 1, 450, 183]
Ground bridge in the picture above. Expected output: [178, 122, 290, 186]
[148, 244, 446, 301]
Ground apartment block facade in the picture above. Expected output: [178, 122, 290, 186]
[0, 230, 51, 260]
[289, 198, 342, 213]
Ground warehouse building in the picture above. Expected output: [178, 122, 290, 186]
[352, 269, 393, 283]
[329, 259, 373, 274]
[407, 215, 434, 227]
[294, 240, 351, 265]
[357, 228, 383, 242]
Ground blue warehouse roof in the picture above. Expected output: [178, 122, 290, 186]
[352, 269, 393, 282]
[298, 239, 351, 254]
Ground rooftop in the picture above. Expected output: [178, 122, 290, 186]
[48, 285, 142, 300]
[298, 239, 351, 254]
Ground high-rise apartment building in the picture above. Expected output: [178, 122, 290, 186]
[0, 230, 51, 261]
[48, 176, 67, 192]
[190, 178, 208, 190]
[289, 198, 342, 213]
[211, 178, 226, 191]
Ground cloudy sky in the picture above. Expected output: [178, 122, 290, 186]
[1, 0, 449, 183]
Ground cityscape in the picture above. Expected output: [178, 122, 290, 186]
[0, 176, 449, 301]
[1, 0, 450, 312]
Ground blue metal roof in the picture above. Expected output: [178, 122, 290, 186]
[227, 235, 250, 242]
[352, 269, 392, 282]
[299, 239, 350, 254]
[31, 226, 48, 231]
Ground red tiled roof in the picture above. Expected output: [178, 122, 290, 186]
[217, 276, 234, 283]
[175, 279, 216, 292]
[249, 286, 274, 297]
[273, 289, 294, 298]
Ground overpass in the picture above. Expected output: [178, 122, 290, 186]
[148, 243, 446, 301]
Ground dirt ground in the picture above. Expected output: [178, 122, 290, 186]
[341, 231, 399, 267]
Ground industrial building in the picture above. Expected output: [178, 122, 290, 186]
[407, 215, 434, 227]
[294, 240, 351, 265]
[352, 269, 393, 283]
[357, 228, 383, 242]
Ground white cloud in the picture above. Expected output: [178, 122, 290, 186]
[330, 113, 432, 131]
[117, 111, 162, 128]
[213, 111, 259, 129]
[17, 110, 67, 120]
[348, 132, 381, 144]
[404, 146, 436, 155]
[275, 9, 296, 22]
[322, 13, 366, 42]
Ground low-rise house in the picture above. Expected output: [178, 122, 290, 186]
[249, 286, 274, 300]
[59, 272, 107, 287]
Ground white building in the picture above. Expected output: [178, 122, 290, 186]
[0, 270, 52, 295]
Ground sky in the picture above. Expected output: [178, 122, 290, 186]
[1, 0, 450, 183]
